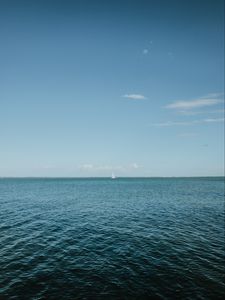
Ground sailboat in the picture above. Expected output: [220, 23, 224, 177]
[111, 172, 116, 179]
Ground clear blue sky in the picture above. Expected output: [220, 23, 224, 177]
[0, 0, 224, 177]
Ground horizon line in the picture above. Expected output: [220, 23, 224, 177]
[0, 176, 224, 179]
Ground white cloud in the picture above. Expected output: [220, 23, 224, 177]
[143, 49, 149, 55]
[177, 133, 198, 137]
[204, 118, 225, 123]
[78, 163, 140, 173]
[166, 99, 222, 110]
[79, 164, 124, 172]
[212, 109, 225, 113]
[177, 108, 225, 116]
[123, 94, 147, 100]
[152, 120, 200, 127]
[205, 93, 223, 98]
[166, 94, 223, 110]
[95, 165, 124, 171]
[142, 41, 153, 55]
[79, 164, 94, 170]
[152, 118, 224, 127]
[130, 163, 139, 169]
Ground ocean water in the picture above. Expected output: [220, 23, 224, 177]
[0, 177, 224, 300]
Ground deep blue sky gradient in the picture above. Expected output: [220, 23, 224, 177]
[0, 0, 224, 176]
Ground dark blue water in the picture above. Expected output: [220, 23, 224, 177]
[0, 177, 224, 299]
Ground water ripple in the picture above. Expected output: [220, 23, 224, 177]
[0, 178, 224, 299]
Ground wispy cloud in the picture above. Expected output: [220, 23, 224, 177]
[177, 133, 198, 137]
[95, 165, 124, 171]
[143, 49, 149, 55]
[123, 94, 147, 100]
[79, 164, 116, 172]
[142, 41, 153, 55]
[79, 164, 94, 170]
[79, 163, 140, 172]
[205, 93, 223, 98]
[166, 94, 223, 110]
[152, 118, 224, 127]
[204, 118, 225, 123]
[152, 120, 200, 127]
[130, 163, 139, 169]
[177, 108, 225, 116]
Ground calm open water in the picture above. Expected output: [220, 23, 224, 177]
[0, 177, 224, 300]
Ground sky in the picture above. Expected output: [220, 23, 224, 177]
[0, 0, 224, 177]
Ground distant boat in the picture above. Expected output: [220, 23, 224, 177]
[111, 172, 116, 179]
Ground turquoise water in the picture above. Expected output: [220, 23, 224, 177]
[0, 177, 224, 299]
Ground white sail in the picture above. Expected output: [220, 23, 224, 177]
[111, 172, 116, 179]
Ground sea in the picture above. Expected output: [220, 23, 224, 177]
[0, 177, 224, 299]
